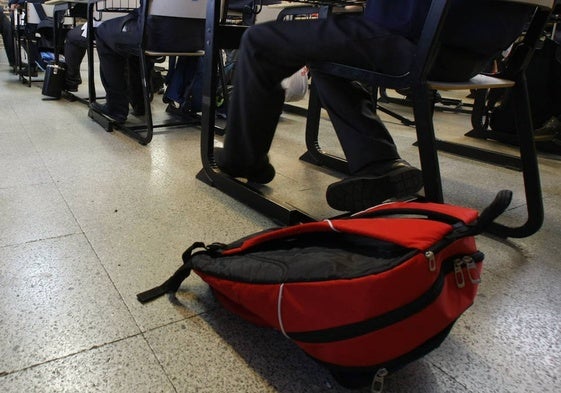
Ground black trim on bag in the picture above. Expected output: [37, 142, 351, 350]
[353, 207, 468, 225]
[327, 321, 456, 389]
[287, 251, 484, 343]
[194, 232, 419, 283]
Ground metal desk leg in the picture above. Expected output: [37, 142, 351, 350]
[196, 0, 316, 225]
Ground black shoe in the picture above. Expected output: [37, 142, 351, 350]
[63, 83, 79, 92]
[534, 116, 561, 141]
[214, 147, 275, 184]
[165, 103, 198, 122]
[90, 102, 127, 124]
[326, 159, 423, 212]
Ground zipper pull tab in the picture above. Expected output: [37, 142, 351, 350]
[371, 368, 388, 393]
[425, 251, 436, 272]
[462, 256, 481, 284]
[454, 259, 465, 288]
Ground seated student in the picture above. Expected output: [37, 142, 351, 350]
[92, 2, 204, 123]
[9, 0, 47, 74]
[161, 1, 269, 120]
[60, 3, 118, 92]
[215, 0, 532, 212]
[1, 12, 16, 67]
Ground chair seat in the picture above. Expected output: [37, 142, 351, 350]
[428, 74, 515, 91]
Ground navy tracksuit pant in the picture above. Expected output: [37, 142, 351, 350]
[94, 10, 143, 118]
[220, 15, 414, 174]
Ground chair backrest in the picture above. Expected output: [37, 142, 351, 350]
[24, 2, 76, 27]
[498, 0, 553, 6]
[25, 2, 55, 25]
[412, 0, 555, 85]
[99, 11, 131, 21]
[92, 0, 140, 22]
[148, 0, 207, 20]
[95, 0, 141, 12]
[11, 8, 24, 29]
[141, 0, 208, 53]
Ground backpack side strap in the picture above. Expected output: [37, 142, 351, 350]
[474, 189, 513, 233]
[449, 190, 513, 239]
[136, 242, 207, 303]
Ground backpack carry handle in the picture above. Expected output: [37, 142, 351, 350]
[136, 242, 207, 303]
[474, 189, 513, 232]
[446, 190, 513, 239]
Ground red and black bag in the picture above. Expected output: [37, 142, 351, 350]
[138, 191, 512, 390]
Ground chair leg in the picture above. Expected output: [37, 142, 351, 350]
[377, 87, 416, 126]
[487, 74, 544, 238]
[412, 87, 444, 203]
[217, 49, 229, 120]
[468, 89, 490, 134]
[13, 27, 21, 75]
[138, 52, 154, 145]
[86, 6, 97, 105]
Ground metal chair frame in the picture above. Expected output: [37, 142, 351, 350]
[303, 0, 553, 238]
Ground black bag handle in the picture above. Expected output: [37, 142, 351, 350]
[447, 190, 513, 239]
[136, 242, 206, 303]
[474, 190, 513, 232]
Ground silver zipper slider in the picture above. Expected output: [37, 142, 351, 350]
[454, 259, 465, 288]
[425, 251, 436, 272]
[371, 368, 388, 393]
[462, 256, 481, 284]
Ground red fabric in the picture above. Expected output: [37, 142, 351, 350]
[331, 218, 452, 250]
[295, 267, 481, 367]
[359, 201, 479, 224]
[223, 202, 478, 256]
[196, 238, 480, 364]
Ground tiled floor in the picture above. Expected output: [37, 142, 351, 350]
[0, 51, 560, 393]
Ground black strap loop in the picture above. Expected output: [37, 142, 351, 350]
[448, 190, 513, 239]
[137, 242, 208, 304]
[474, 189, 513, 233]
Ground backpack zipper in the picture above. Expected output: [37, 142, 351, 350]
[353, 207, 470, 225]
[371, 368, 388, 393]
[453, 255, 482, 287]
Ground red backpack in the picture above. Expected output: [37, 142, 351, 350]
[138, 191, 512, 391]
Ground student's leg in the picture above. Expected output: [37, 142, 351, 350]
[94, 12, 141, 119]
[1, 13, 15, 66]
[63, 24, 87, 89]
[220, 15, 415, 176]
[126, 55, 145, 114]
[311, 72, 400, 174]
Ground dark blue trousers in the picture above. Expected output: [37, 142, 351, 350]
[63, 24, 87, 87]
[95, 11, 142, 117]
[1, 12, 15, 66]
[221, 15, 415, 174]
